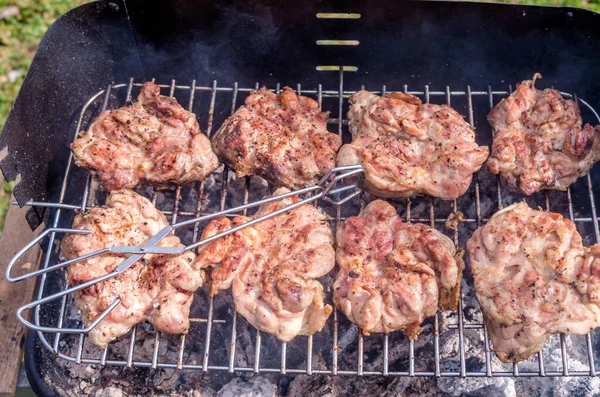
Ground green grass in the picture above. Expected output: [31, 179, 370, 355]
[0, 180, 14, 232]
[0, 0, 88, 130]
[0, 0, 598, 235]
[484, 0, 600, 12]
[0, 0, 87, 235]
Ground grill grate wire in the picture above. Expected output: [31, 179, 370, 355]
[17, 71, 600, 377]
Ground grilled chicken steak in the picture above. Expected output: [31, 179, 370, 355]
[337, 91, 489, 200]
[61, 190, 203, 348]
[211, 87, 342, 189]
[467, 202, 600, 362]
[72, 82, 219, 191]
[334, 200, 464, 337]
[195, 188, 335, 342]
[487, 74, 600, 195]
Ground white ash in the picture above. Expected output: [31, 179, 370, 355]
[438, 375, 516, 397]
[94, 387, 124, 397]
[216, 376, 277, 397]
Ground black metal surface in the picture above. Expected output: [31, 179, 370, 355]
[25, 331, 59, 397]
[5, 0, 600, 394]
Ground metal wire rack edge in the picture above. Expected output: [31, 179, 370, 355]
[15, 77, 600, 378]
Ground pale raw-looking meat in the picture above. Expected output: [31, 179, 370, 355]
[334, 200, 464, 338]
[195, 188, 335, 342]
[337, 91, 489, 200]
[72, 82, 219, 191]
[211, 87, 342, 189]
[467, 202, 600, 362]
[487, 74, 600, 195]
[61, 190, 204, 348]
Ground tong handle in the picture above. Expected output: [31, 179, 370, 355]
[6, 165, 366, 284]
[7, 164, 366, 339]
[5, 227, 91, 282]
[17, 298, 120, 336]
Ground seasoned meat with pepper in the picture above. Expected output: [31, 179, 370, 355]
[211, 87, 342, 189]
[487, 74, 600, 195]
[337, 91, 489, 200]
[334, 200, 464, 337]
[72, 82, 219, 191]
[467, 202, 600, 362]
[61, 190, 204, 348]
[195, 188, 335, 342]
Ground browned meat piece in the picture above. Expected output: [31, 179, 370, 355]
[195, 188, 335, 342]
[72, 82, 219, 191]
[337, 91, 489, 200]
[467, 202, 600, 362]
[487, 74, 600, 195]
[61, 190, 204, 348]
[211, 87, 342, 189]
[334, 200, 464, 337]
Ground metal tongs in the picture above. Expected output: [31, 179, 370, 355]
[6, 165, 364, 335]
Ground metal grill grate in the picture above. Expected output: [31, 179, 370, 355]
[19, 71, 600, 377]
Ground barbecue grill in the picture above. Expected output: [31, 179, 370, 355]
[3, 0, 600, 395]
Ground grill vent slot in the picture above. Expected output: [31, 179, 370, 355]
[316, 13, 361, 19]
